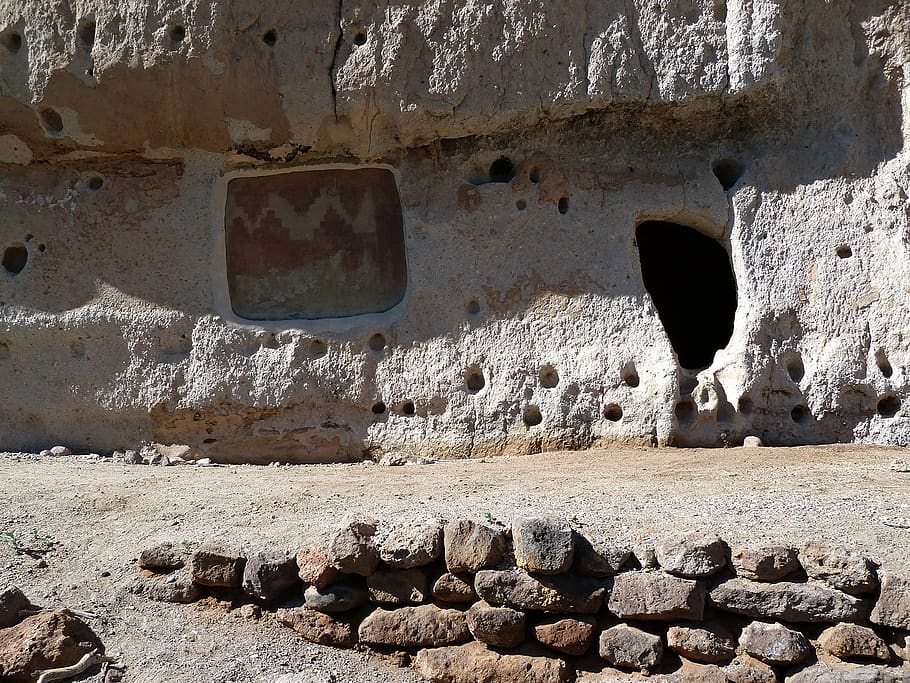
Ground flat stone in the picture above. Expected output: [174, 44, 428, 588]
[574, 534, 632, 577]
[784, 662, 907, 682]
[723, 654, 777, 683]
[656, 533, 727, 577]
[512, 516, 574, 575]
[327, 517, 380, 576]
[709, 577, 868, 623]
[296, 546, 340, 590]
[474, 569, 604, 614]
[466, 600, 526, 648]
[415, 641, 569, 683]
[138, 543, 188, 572]
[443, 520, 507, 573]
[608, 571, 705, 620]
[128, 568, 202, 603]
[666, 622, 736, 663]
[242, 551, 300, 602]
[275, 606, 356, 648]
[598, 624, 663, 672]
[799, 542, 878, 595]
[189, 543, 246, 588]
[379, 519, 444, 568]
[0, 609, 103, 683]
[432, 573, 477, 603]
[304, 579, 369, 613]
[732, 545, 801, 582]
[817, 623, 890, 662]
[0, 586, 33, 629]
[871, 566, 910, 629]
[366, 568, 428, 605]
[739, 621, 813, 665]
[533, 615, 596, 656]
[358, 604, 471, 648]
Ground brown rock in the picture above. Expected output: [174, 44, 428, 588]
[474, 569, 604, 614]
[608, 571, 705, 620]
[723, 654, 777, 683]
[533, 615, 596, 656]
[731, 545, 800, 582]
[0, 586, 33, 628]
[443, 520, 507, 573]
[137, 543, 188, 571]
[739, 621, 813, 665]
[574, 535, 632, 577]
[358, 604, 471, 648]
[656, 533, 727, 577]
[799, 542, 877, 595]
[379, 519, 444, 569]
[304, 579, 369, 613]
[666, 622, 736, 663]
[189, 543, 246, 587]
[466, 601, 526, 648]
[870, 565, 910, 629]
[512, 516, 574, 575]
[275, 606, 356, 648]
[432, 573, 477, 603]
[598, 624, 663, 672]
[242, 551, 299, 602]
[366, 568, 428, 605]
[295, 546, 340, 590]
[415, 641, 569, 683]
[0, 610, 104, 683]
[328, 517, 380, 576]
[817, 623, 890, 662]
[709, 577, 868, 623]
[128, 568, 202, 603]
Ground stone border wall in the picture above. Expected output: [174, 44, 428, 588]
[131, 517, 910, 682]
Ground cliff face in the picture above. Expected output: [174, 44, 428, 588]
[0, 0, 908, 461]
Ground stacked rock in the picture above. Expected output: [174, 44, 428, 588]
[131, 518, 910, 682]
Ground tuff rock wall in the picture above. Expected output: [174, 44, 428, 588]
[0, 0, 909, 462]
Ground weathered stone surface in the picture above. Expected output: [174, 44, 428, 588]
[732, 546, 801, 582]
[475, 569, 604, 614]
[304, 579, 369, 614]
[743, 436, 764, 448]
[124, 449, 143, 464]
[138, 543, 188, 572]
[666, 622, 736, 663]
[466, 601, 526, 648]
[608, 571, 705, 621]
[817, 623, 890, 662]
[709, 577, 868, 623]
[0, 586, 32, 629]
[358, 605, 471, 648]
[328, 518, 380, 577]
[432, 573, 477, 603]
[0, 610, 103, 683]
[366, 568, 427, 605]
[785, 662, 906, 682]
[296, 546, 340, 590]
[574, 535, 632, 577]
[870, 566, 910, 629]
[415, 641, 569, 683]
[444, 521, 507, 573]
[656, 534, 727, 577]
[723, 654, 777, 683]
[799, 542, 878, 595]
[189, 543, 246, 588]
[275, 607, 356, 648]
[599, 624, 663, 672]
[242, 552, 299, 602]
[379, 519, 444, 569]
[740, 621, 813, 665]
[512, 516, 574, 575]
[533, 615, 596, 656]
[128, 568, 202, 603]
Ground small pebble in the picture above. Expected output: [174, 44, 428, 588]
[50, 445, 72, 456]
[743, 436, 763, 448]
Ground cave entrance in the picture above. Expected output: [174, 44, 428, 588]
[635, 221, 737, 370]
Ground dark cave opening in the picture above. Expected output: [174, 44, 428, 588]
[636, 221, 738, 370]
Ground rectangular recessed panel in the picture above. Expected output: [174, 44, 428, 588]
[224, 168, 407, 320]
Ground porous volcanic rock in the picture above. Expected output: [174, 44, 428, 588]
[128, 568, 202, 603]
[366, 568, 428, 605]
[242, 551, 300, 602]
[511, 516, 574, 575]
[608, 571, 705, 620]
[303, 579, 369, 614]
[533, 615, 596, 656]
[666, 622, 736, 663]
[465, 600, 526, 648]
[415, 641, 569, 683]
[739, 621, 813, 665]
[443, 520, 507, 573]
[870, 566, 910, 629]
[817, 623, 890, 662]
[358, 605, 471, 648]
[327, 517, 380, 577]
[656, 534, 727, 577]
[0, 586, 33, 628]
[379, 519, 444, 569]
[799, 542, 878, 595]
[474, 569, 605, 614]
[731, 546, 801, 582]
[275, 607, 356, 648]
[723, 654, 777, 683]
[138, 543, 188, 572]
[295, 546, 340, 590]
[432, 573, 477, 603]
[189, 543, 246, 588]
[709, 577, 868, 623]
[598, 624, 663, 672]
[574, 535, 632, 577]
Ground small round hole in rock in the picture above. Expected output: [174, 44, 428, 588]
[371, 401, 386, 415]
[558, 197, 569, 214]
[786, 355, 804, 382]
[522, 405, 542, 427]
[368, 333, 386, 352]
[738, 394, 753, 416]
[712, 158, 744, 191]
[39, 108, 63, 135]
[790, 404, 810, 424]
[87, 175, 104, 191]
[621, 362, 640, 388]
[1, 30, 22, 53]
[37, 243, 46, 253]
[78, 19, 95, 49]
[353, 31, 367, 46]
[465, 368, 485, 392]
[529, 167, 540, 184]
[675, 399, 696, 425]
[877, 395, 900, 418]
[309, 339, 327, 357]
[2, 244, 28, 275]
[263, 29, 277, 47]
[539, 365, 559, 389]
[489, 157, 515, 184]
[170, 25, 185, 43]
[836, 245, 853, 259]
[401, 400, 416, 416]
[876, 352, 893, 378]
[516, 199, 527, 211]
[466, 299, 481, 315]
[604, 403, 623, 422]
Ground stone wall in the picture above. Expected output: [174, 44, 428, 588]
[0, 1, 909, 460]
[131, 516, 910, 681]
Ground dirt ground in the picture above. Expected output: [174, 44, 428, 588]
[1, 444, 909, 682]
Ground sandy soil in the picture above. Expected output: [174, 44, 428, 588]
[1, 444, 909, 682]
